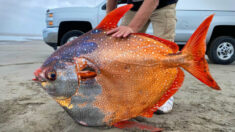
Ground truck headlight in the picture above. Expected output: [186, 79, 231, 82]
[48, 21, 53, 26]
[48, 13, 53, 17]
[46, 10, 54, 27]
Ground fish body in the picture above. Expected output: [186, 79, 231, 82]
[34, 5, 220, 127]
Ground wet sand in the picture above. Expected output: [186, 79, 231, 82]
[0, 40, 234, 132]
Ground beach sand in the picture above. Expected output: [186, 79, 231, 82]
[0, 40, 234, 132]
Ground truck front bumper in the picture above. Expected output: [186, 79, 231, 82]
[43, 27, 59, 45]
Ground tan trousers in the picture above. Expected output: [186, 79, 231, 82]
[121, 4, 177, 42]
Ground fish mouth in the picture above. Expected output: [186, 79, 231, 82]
[33, 68, 46, 82]
[33, 68, 48, 91]
[33, 76, 46, 83]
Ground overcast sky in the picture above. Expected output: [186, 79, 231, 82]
[0, 0, 103, 35]
[0, 0, 234, 36]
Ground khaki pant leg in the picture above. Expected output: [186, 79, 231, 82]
[150, 4, 177, 41]
[121, 10, 150, 33]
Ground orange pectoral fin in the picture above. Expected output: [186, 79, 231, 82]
[79, 71, 97, 79]
[114, 120, 162, 132]
[74, 57, 98, 81]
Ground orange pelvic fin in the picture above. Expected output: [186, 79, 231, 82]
[140, 68, 184, 117]
[96, 4, 133, 30]
[181, 14, 220, 90]
[114, 120, 162, 132]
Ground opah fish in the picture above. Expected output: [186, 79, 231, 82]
[33, 4, 220, 131]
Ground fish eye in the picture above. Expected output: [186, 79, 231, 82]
[46, 70, 57, 81]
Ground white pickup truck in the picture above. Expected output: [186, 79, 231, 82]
[43, 0, 235, 64]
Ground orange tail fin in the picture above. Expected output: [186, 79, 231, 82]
[181, 14, 220, 90]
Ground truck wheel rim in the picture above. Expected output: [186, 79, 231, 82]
[217, 42, 234, 60]
[67, 36, 78, 43]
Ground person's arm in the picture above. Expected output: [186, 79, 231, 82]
[106, 0, 118, 13]
[107, 0, 159, 37]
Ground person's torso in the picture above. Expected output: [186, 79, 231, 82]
[127, 0, 178, 11]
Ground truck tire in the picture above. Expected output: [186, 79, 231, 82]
[207, 36, 235, 64]
[60, 30, 84, 46]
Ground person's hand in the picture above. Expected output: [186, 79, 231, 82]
[107, 26, 135, 38]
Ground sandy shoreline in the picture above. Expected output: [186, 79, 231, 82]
[0, 40, 234, 132]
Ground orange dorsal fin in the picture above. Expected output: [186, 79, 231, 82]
[114, 120, 162, 132]
[181, 14, 220, 90]
[96, 4, 133, 30]
[140, 68, 184, 117]
[134, 33, 179, 53]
